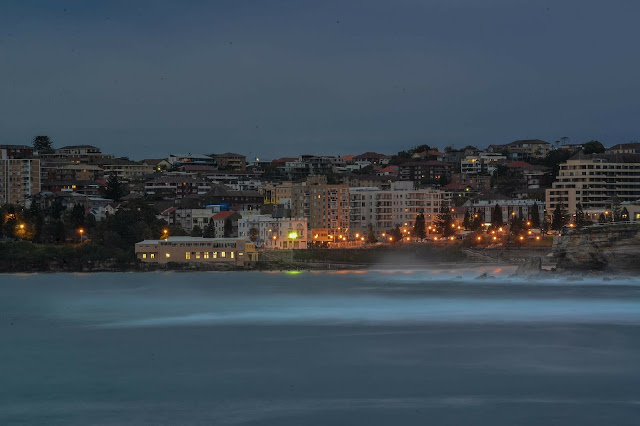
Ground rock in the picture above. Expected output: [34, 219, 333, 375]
[475, 273, 495, 280]
[554, 224, 640, 272]
[514, 257, 542, 277]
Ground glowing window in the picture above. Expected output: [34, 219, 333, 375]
[204, 252, 210, 259]
[142, 253, 147, 259]
[221, 252, 226, 258]
[195, 252, 200, 259]
[230, 252, 235, 259]
[185, 252, 191, 260]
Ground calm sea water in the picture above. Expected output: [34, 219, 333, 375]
[1, 267, 640, 425]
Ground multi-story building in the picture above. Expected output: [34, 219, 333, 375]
[53, 164, 104, 181]
[210, 211, 242, 238]
[0, 145, 34, 159]
[279, 155, 346, 180]
[291, 176, 349, 241]
[238, 215, 308, 249]
[38, 145, 113, 163]
[100, 159, 154, 181]
[545, 153, 640, 217]
[167, 153, 217, 168]
[144, 175, 212, 199]
[263, 181, 293, 208]
[0, 159, 41, 205]
[488, 140, 550, 160]
[349, 181, 449, 235]
[463, 194, 545, 224]
[450, 173, 491, 192]
[135, 236, 258, 265]
[398, 161, 454, 182]
[213, 153, 247, 171]
[608, 142, 640, 154]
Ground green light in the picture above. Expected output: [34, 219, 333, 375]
[288, 232, 298, 239]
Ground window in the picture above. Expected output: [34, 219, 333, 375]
[213, 252, 218, 258]
[150, 253, 155, 259]
[221, 252, 226, 258]
[195, 252, 200, 259]
[142, 253, 147, 259]
[165, 253, 170, 258]
[230, 252, 235, 259]
[204, 252, 210, 259]
[185, 252, 191, 260]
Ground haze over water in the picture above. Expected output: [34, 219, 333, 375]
[2, 268, 640, 425]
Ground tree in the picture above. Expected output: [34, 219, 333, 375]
[598, 213, 606, 223]
[388, 225, 403, 243]
[470, 211, 484, 231]
[509, 215, 525, 236]
[223, 218, 233, 237]
[575, 203, 586, 229]
[530, 203, 541, 228]
[32, 135, 53, 151]
[552, 205, 566, 231]
[190, 225, 203, 237]
[462, 210, 472, 230]
[366, 224, 378, 243]
[491, 204, 504, 227]
[105, 175, 127, 201]
[203, 221, 215, 238]
[621, 207, 630, 221]
[435, 206, 455, 237]
[583, 140, 605, 155]
[68, 203, 86, 229]
[413, 213, 426, 240]
[249, 227, 259, 242]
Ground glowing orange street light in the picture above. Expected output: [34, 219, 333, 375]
[535, 236, 541, 241]
[519, 236, 524, 241]
[388, 237, 393, 242]
[78, 228, 85, 243]
[492, 236, 497, 241]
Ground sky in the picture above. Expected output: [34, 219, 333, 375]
[1, 0, 639, 160]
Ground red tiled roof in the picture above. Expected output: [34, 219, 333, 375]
[161, 207, 178, 216]
[211, 211, 237, 220]
[272, 157, 297, 164]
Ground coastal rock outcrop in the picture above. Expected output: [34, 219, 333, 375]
[554, 224, 640, 271]
[513, 256, 542, 277]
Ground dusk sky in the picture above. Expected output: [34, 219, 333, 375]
[1, 0, 639, 160]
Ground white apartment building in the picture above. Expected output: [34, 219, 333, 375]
[463, 195, 545, 224]
[0, 159, 41, 205]
[349, 181, 450, 234]
[546, 153, 640, 216]
[238, 215, 308, 249]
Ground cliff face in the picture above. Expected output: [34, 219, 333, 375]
[554, 224, 640, 271]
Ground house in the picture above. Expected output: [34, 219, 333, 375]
[142, 159, 171, 171]
[210, 211, 242, 238]
[608, 142, 640, 154]
[352, 152, 391, 165]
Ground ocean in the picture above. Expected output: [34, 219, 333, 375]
[1, 267, 640, 425]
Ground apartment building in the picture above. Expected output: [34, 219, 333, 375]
[349, 181, 450, 235]
[263, 181, 293, 208]
[0, 144, 34, 159]
[608, 143, 640, 154]
[398, 161, 454, 182]
[100, 159, 154, 180]
[545, 153, 640, 216]
[135, 236, 258, 265]
[213, 153, 247, 171]
[488, 140, 550, 160]
[238, 215, 308, 249]
[291, 176, 349, 241]
[0, 159, 41, 205]
[463, 194, 545, 224]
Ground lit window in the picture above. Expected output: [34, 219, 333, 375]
[195, 252, 200, 259]
[230, 252, 235, 259]
[213, 252, 218, 258]
[185, 252, 191, 260]
[165, 253, 170, 258]
[142, 253, 147, 259]
[150, 253, 155, 259]
[204, 252, 210, 259]
[221, 252, 226, 258]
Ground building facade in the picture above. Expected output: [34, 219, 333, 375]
[238, 215, 308, 249]
[0, 159, 41, 205]
[135, 236, 257, 265]
[545, 153, 640, 216]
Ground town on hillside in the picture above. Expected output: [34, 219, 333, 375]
[1, 136, 639, 266]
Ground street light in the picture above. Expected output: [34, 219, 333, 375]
[78, 228, 85, 243]
[162, 228, 169, 239]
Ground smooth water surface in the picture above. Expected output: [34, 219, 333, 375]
[1, 268, 640, 425]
